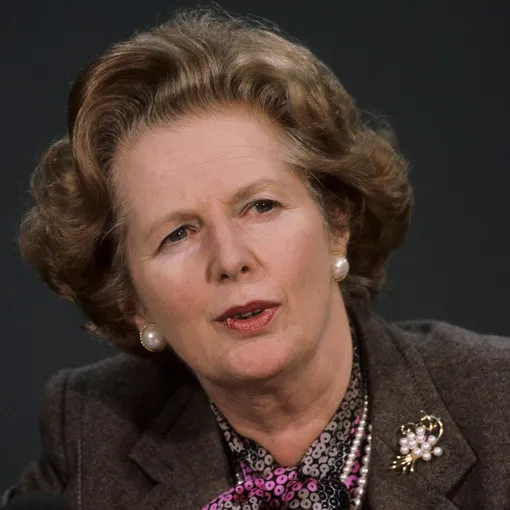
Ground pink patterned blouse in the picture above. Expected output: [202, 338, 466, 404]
[203, 343, 367, 510]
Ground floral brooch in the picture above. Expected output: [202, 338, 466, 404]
[391, 412, 444, 474]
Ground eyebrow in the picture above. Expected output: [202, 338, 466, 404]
[144, 178, 282, 242]
[229, 178, 279, 206]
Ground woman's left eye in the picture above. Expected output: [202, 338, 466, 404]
[249, 199, 279, 214]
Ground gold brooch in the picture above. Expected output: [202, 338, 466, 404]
[391, 412, 444, 474]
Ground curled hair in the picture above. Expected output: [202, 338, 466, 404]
[18, 7, 412, 356]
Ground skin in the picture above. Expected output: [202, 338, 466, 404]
[113, 107, 353, 466]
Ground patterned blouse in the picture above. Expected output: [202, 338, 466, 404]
[203, 342, 367, 510]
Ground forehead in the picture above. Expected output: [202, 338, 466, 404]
[112, 110, 294, 210]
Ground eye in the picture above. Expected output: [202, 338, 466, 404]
[249, 199, 279, 214]
[165, 226, 189, 244]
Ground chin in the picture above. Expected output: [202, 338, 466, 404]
[223, 339, 296, 382]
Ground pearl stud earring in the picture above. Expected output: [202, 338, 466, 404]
[139, 324, 166, 352]
[332, 253, 349, 282]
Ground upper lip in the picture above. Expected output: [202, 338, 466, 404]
[215, 301, 280, 321]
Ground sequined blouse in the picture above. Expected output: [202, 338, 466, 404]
[203, 342, 368, 510]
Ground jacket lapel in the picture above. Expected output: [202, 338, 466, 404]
[355, 310, 477, 510]
[128, 378, 231, 509]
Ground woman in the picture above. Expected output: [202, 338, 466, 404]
[2, 8, 509, 510]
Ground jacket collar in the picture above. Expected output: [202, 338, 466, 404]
[128, 308, 476, 510]
[352, 307, 477, 509]
[128, 373, 231, 509]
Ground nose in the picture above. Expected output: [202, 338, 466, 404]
[206, 218, 258, 283]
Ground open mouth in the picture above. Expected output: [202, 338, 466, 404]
[216, 302, 280, 334]
[229, 309, 264, 320]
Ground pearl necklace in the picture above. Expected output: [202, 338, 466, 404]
[339, 392, 371, 509]
[230, 392, 372, 508]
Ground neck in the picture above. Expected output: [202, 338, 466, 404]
[200, 297, 353, 466]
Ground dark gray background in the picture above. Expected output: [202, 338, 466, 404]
[1, 0, 509, 489]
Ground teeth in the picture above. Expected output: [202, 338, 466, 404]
[231, 309, 263, 320]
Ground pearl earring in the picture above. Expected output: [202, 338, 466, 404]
[139, 324, 166, 352]
[332, 253, 349, 282]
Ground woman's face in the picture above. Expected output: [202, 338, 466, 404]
[114, 108, 348, 385]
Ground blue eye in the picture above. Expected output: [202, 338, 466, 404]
[251, 200, 278, 214]
[166, 226, 188, 243]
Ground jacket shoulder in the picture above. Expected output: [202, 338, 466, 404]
[67, 352, 178, 392]
[64, 352, 191, 427]
[1, 354, 191, 507]
[392, 320, 510, 373]
[390, 320, 510, 420]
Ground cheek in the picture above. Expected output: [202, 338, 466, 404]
[134, 259, 207, 325]
[261, 212, 330, 288]
[250, 216, 331, 333]
[290, 240, 330, 306]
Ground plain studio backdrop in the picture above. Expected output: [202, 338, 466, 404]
[1, 0, 509, 490]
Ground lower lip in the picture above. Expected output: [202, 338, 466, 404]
[221, 307, 279, 334]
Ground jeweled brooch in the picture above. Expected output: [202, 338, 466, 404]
[391, 412, 444, 474]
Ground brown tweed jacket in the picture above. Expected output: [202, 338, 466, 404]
[2, 310, 510, 509]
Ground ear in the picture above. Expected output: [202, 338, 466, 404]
[330, 228, 350, 255]
[132, 314, 148, 332]
[127, 297, 152, 332]
[129, 305, 153, 332]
